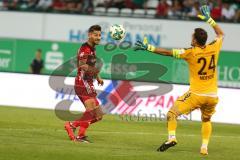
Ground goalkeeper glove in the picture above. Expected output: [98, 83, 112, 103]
[198, 5, 216, 27]
[134, 37, 156, 52]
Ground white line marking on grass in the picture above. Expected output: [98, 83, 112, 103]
[0, 128, 240, 139]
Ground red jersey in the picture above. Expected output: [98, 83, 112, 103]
[76, 42, 97, 82]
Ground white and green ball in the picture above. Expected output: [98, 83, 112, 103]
[109, 24, 126, 40]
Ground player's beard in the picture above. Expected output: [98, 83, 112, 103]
[94, 39, 101, 45]
[88, 38, 100, 47]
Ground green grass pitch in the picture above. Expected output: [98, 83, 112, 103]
[0, 106, 240, 160]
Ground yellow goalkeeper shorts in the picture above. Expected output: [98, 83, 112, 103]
[170, 91, 219, 120]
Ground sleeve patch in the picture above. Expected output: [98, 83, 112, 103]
[172, 49, 185, 59]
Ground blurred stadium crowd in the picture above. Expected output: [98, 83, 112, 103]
[0, 0, 239, 22]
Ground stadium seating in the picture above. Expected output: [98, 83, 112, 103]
[146, 9, 157, 18]
[107, 7, 120, 16]
[120, 8, 132, 17]
[132, 9, 146, 17]
[0, 0, 239, 23]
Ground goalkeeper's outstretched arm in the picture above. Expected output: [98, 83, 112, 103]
[149, 47, 173, 57]
[134, 39, 185, 58]
[134, 37, 174, 56]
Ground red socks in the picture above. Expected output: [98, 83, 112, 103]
[78, 121, 90, 137]
[72, 109, 102, 137]
[72, 110, 94, 128]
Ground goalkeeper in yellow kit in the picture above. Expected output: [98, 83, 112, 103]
[135, 5, 224, 155]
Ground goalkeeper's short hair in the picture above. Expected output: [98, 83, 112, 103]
[194, 28, 208, 46]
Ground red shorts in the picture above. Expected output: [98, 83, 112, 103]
[74, 77, 99, 106]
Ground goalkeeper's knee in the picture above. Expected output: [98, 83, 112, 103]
[167, 110, 178, 121]
[201, 114, 212, 122]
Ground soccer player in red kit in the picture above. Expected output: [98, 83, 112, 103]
[65, 25, 104, 143]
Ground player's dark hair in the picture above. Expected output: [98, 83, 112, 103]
[88, 25, 101, 33]
[194, 28, 208, 46]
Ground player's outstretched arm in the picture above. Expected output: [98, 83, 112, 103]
[198, 5, 224, 37]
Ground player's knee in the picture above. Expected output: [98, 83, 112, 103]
[167, 111, 178, 121]
[84, 98, 100, 111]
[95, 107, 104, 120]
[201, 115, 211, 122]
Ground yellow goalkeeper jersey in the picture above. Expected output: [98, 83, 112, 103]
[175, 36, 223, 95]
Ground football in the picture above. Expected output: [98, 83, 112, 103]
[109, 24, 126, 40]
